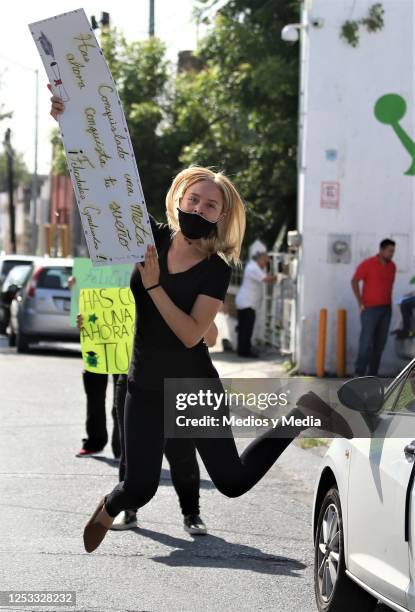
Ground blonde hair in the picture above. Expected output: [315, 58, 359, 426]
[165, 166, 246, 265]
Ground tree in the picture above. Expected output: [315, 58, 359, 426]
[0, 150, 30, 192]
[169, 0, 300, 251]
[50, 127, 69, 176]
[100, 30, 175, 220]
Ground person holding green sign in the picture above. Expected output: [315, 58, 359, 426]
[69, 276, 121, 459]
[50, 95, 351, 554]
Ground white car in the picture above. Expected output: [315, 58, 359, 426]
[313, 360, 415, 612]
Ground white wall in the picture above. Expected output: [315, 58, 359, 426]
[297, 0, 415, 375]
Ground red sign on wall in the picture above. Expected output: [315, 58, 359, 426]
[321, 182, 340, 209]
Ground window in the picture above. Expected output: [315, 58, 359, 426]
[2, 260, 32, 278]
[3, 265, 32, 290]
[37, 267, 72, 290]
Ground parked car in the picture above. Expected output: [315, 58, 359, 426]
[8, 257, 79, 352]
[313, 361, 415, 611]
[0, 254, 37, 332]
[0, 264, 33, 334]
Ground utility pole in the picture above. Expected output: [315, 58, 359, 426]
[3, 128, 16, 253]
[149, 0, 155, 37]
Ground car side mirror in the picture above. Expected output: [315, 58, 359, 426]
[337, 376, 384, 414]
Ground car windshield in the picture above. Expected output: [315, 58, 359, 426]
[36, 267, 72, 290]
[3, 265, 32, 290]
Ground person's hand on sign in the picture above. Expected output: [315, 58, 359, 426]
[76, 313, 84, 331]
[68, 275, 76, 288]
[137, 245, 160, 290]
[47, 84, 64, 121]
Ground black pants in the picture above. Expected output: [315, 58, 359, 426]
[237, 307, 256, 356]
[114, 376, 200, 516]
[105, 381, 303, 518]
[401, 296, 415, 333]
[82, 371, 120, 455]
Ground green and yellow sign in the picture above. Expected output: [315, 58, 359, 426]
[70, 258, 133, 326]
[80, 287, 135, 374]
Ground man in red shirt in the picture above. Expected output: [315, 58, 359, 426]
[351, 239, 396, 376]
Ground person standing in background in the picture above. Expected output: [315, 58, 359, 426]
[391, 282, 415, 339]
[79, 371, 121, 458]
[70, 277, 120, 459]
[352, 239, 396, 376]
[235, 251, 276, 358]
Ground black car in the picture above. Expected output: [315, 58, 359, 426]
[0, 264, 33, 334]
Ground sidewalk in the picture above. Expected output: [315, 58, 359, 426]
[210, 312, 288, 379]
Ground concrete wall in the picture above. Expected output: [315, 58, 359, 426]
[297, 0, 415, 375]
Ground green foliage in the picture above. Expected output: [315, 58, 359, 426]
[101, 31, 173, 218]
[50, 128, 69, 176]
[0, 109, 12, 122]
[340, 3, 384, 47]
[298, 438, 329, 450]
[340, 20, 360, 47]
[0, 151, 30, 191]
[172, 0, 300, 251]
[0, 70, 27, 190]
[361, 2, 385, 32]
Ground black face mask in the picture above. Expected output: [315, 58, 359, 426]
[177, 207, 218, 240]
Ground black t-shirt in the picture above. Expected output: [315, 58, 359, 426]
[128, 214, 232, 389]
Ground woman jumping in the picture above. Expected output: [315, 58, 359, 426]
[50, 93, 351, 554]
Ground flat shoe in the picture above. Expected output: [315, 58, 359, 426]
[83, 497, 111, 553]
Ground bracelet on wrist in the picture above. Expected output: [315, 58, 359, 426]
[145, 283, 161, 292]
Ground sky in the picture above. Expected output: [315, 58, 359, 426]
[1, 1, 207, 175]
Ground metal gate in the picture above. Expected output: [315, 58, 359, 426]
[261, 252, 298, 356]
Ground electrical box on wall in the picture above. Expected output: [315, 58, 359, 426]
[327, 233, 352, 264]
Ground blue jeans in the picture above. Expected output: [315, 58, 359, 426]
[400, 295, 415, 332]
[355, 305, 392, 376]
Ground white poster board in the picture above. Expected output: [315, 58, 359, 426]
[29, 8, 155, 266]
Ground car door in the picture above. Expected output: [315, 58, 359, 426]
[346, 365, 415, 608]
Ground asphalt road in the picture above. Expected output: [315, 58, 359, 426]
[0, 338, 389, 612]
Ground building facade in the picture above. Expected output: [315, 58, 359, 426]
[296, 0, 415, 375]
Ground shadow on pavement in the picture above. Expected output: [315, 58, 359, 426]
[0, 338, 81, 358]
[210, 351, 284, 364]
[91, 456, 121, 469]
[24, 344, 81, 358]
[89, 459, 215, 489]
[134, 527, 306, 576]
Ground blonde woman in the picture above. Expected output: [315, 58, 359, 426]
[50, 94, 350, 553]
